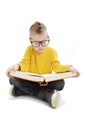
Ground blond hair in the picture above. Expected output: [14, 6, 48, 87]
[30, 22, 47, 35]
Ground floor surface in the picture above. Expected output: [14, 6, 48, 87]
[0, 71, 86, 130]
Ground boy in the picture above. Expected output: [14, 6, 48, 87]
[6, 22, 80, 108]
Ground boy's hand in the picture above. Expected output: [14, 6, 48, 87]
[69, 66, 80, 77]
[6, 64, 20, 77]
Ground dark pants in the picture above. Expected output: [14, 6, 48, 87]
[9, 77, 65, 101]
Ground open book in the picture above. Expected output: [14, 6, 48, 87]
[9, 71, 77, 85]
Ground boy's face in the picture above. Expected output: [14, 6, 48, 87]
[29, 33, 49, 53]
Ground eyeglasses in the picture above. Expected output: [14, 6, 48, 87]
[30, 40, 50, 47]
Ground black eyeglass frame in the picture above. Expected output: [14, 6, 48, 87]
[30, 40, 50, 47]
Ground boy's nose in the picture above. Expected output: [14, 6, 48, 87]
[39, 43, 42, 47]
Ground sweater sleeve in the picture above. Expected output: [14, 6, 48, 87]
[19, 46, 31, 72]
[50, 49, 70, 73]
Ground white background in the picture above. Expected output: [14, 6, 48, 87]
[0, 0, 86, 130]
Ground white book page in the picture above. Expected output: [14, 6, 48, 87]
[15, 71, 43, 77]
[42, 72, 77, 82]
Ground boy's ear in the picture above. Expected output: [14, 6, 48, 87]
[29, 37, 32, 40]
[47, 36, 50, 38]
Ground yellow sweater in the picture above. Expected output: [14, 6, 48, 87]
[19, 45, 69, 74]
